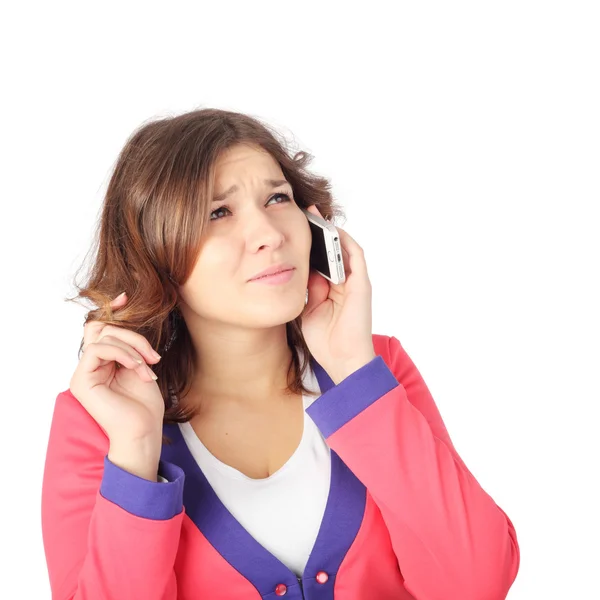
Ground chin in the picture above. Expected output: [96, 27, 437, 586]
[247, 295, 307, 327]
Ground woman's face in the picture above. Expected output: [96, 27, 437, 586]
[179, 143, 312, 329]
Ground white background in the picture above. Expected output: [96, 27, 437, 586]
[1, 1, 598, 598]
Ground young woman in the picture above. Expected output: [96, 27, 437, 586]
[42, 108, 520, 600]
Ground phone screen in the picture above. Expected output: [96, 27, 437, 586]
[308, 220, 331, 276]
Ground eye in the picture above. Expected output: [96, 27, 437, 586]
[209, 192, 293, 221]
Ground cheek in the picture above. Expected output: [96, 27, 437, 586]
[291, 211, 312, 252]
[199, 238, 238, 272]
[301, 222, 313, 260]
[182, 241, 239, 300]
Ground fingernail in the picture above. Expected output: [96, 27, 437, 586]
[151, 350, 162, 360]
[115, 291, 126, 300]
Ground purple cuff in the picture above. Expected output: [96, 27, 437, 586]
[306, 355, 398, 438]
[100, 456, 184, 520]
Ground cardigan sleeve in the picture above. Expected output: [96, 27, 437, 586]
[42, 390, 184, 599]
[306, 335, 520, 600]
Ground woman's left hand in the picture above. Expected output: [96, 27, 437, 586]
[301, 205, 376, 385]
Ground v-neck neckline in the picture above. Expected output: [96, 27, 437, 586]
[178, 408, 311, 483]
[160, 356, 368, 597]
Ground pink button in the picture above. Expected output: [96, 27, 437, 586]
[275, 583, 287, 596]
[316, 571, 329, 584]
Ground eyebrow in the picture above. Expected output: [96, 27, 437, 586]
[212, 179, 291, 203]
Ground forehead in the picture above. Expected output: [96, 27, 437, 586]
[214, 144, 282, 180]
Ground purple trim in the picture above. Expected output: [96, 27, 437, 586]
[161, 423, 299, 597]
[160, 358, 368, 599]
[307, 355, 398, 439]
[300, 450, 367, 598]
[100, 456, 184, 520]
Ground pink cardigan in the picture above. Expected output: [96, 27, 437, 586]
[42, 334, 520, 599]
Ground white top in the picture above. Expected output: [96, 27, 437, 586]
[176, 361, 331, 577]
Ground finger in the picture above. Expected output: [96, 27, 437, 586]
[110, 291, 128, 308]
[79, 342, 155, 372]
[95, 325, 161, 364]
[93, 335, 159, 382]
[95, 334, 148, 363]
[83, 320, 109, 351]
[82, 292, 128, 350]
[82, 339, 158, 382]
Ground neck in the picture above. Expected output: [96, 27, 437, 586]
[181, 314, 295, 409]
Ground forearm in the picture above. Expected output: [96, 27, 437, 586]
[43, 391, 185, 600]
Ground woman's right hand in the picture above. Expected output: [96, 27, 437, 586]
[69, 292, 166, 480]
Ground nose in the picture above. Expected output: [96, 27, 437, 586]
[245, 207, 286, 252]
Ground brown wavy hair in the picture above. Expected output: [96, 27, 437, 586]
[67, 107, 345, 427]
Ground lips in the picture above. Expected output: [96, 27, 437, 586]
[249, 263, 295, 281]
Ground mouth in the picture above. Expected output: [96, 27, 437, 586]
[249, 267, 296, 285]
[248, 262, 296, 281]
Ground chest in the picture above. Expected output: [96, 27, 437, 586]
[189, 393, 305, 480]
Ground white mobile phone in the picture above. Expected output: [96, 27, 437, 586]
[302, 209, 346, 285]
